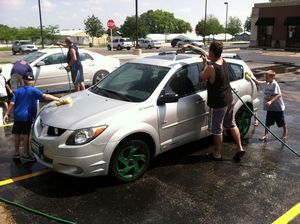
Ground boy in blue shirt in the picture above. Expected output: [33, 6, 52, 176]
[4, 72, 64, 162]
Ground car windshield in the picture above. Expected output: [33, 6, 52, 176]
[90, 63, 170, 102]
[20, 40, 33, 45]
[22, 51, 46, 64]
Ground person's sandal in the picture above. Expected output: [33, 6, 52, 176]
[259, 136, 268, 142]
[206, 153, 222, 161]
[21, 156, 36, 163]
[233, 151, 245, 162]
[13, 154, 20, 160]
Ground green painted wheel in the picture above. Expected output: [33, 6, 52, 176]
[235, 107, 252, 139]
[110, 139, 150, 183]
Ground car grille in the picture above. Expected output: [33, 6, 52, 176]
[47, 126, 66, 136]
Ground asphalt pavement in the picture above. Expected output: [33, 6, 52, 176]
[0, 47, 299, 224]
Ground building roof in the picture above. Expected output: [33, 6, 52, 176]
[58, 29, 88, 37]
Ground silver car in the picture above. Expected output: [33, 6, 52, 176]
[30, 53, 259, 182]
[138, 39, 162, 49]
[12, 40, 38, 55]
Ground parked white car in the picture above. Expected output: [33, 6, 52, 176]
[12, 40, 38, 55]
[2, 48, 120, 92]
[107, 38, 132, 51]
[176, 39, 204, 48]
[30, 53, 259, 183]
[138, 39, 162, 49]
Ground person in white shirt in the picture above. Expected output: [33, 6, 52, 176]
[251, 70, 288, 141]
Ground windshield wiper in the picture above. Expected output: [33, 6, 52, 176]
[92, 87, 132, 102]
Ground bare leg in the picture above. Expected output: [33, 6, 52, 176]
[231, 127, 246, 162]
[4, 102, 8, 111]
[213, 134, 223, 159]
[260, 127, 269, 141]
[80, 82, 85, 91]
[74, 84, 80, 92]
[23, 134, 30, 157]
[282, 124, 288, 139]
[14, 134, 21, 155]
[230, 127, 243, 151]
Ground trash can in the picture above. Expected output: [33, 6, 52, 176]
[89, 43, 93, 47]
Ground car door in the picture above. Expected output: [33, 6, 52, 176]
[79, 52, 96, 84]
[34, 53, 70, 92]
[158, 63, 209, 151]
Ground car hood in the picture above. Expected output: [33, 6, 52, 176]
[39, 90, 137, 130]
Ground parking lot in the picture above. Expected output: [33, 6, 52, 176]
[0, 47, 300, 224]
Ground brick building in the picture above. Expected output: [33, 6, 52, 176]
[250, 1, 300, 50]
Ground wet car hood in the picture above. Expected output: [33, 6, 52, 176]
[39, 90, 137, 130]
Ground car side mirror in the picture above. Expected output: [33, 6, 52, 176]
[157, 93, 179, 105]
[36, 61, 45, 67]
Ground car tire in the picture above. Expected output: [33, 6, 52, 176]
[117, 45, 122, 51]
[126, 47, 131, 50]
[148, 45, 152, 49]
[107, 45, 112, 51]
[92, 70, 109, 84]
[235, 106, 252, 139]
[12, 50, 16, 55]
[110, 139, 151, 183]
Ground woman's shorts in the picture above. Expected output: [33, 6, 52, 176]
[208, 104, 237, 135]
[12, 121, 32, 135]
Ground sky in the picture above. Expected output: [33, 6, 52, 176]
[0, 0, 268, 31]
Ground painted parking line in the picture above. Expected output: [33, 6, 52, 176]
[0, 123, 13, 128]
[0, 169, 50, 187]
[272, 203, 300, 224]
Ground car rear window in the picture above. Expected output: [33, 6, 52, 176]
[227, 63, 244, 81]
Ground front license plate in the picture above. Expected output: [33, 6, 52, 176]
[30, 139, 43, 157]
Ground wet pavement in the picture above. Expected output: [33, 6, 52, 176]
[0, 49, 300, 224]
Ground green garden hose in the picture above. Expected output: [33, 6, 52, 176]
[0, 196, 76, 224]
[231, 86, 300, 157]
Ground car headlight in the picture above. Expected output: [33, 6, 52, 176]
[66, 126, 107, 145]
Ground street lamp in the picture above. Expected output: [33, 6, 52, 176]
[203, 0, 207, 44]
[38, 0, 44, 48]
[224, 2, 228, 42]
[135, 0, 138, 49]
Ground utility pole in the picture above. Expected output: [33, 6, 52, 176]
[203, 0, 207, 44]
[135, 0, 138, 49]
[224, 2, 228, 42]
[38, 0, 44, 48]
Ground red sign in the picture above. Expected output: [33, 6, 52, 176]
[107, 19, 115, 29]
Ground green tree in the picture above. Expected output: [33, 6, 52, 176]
[16, 27, 40, 41]
[44, 25, 60, 43]
[195, 15, 224, 36]
[269, 0, 290, 2]
[0, 24, 17, 43]
[244, 16, 251, 32]
[119, 16, 137, 39]
[227, 16, 243, 35]
[106, 26, 121, 36]
[120, 10, 192, 39]
[84, 14, 105, 45]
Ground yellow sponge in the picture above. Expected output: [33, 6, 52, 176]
[56, 97, 72, 106]
[245, 72, 252, 81]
